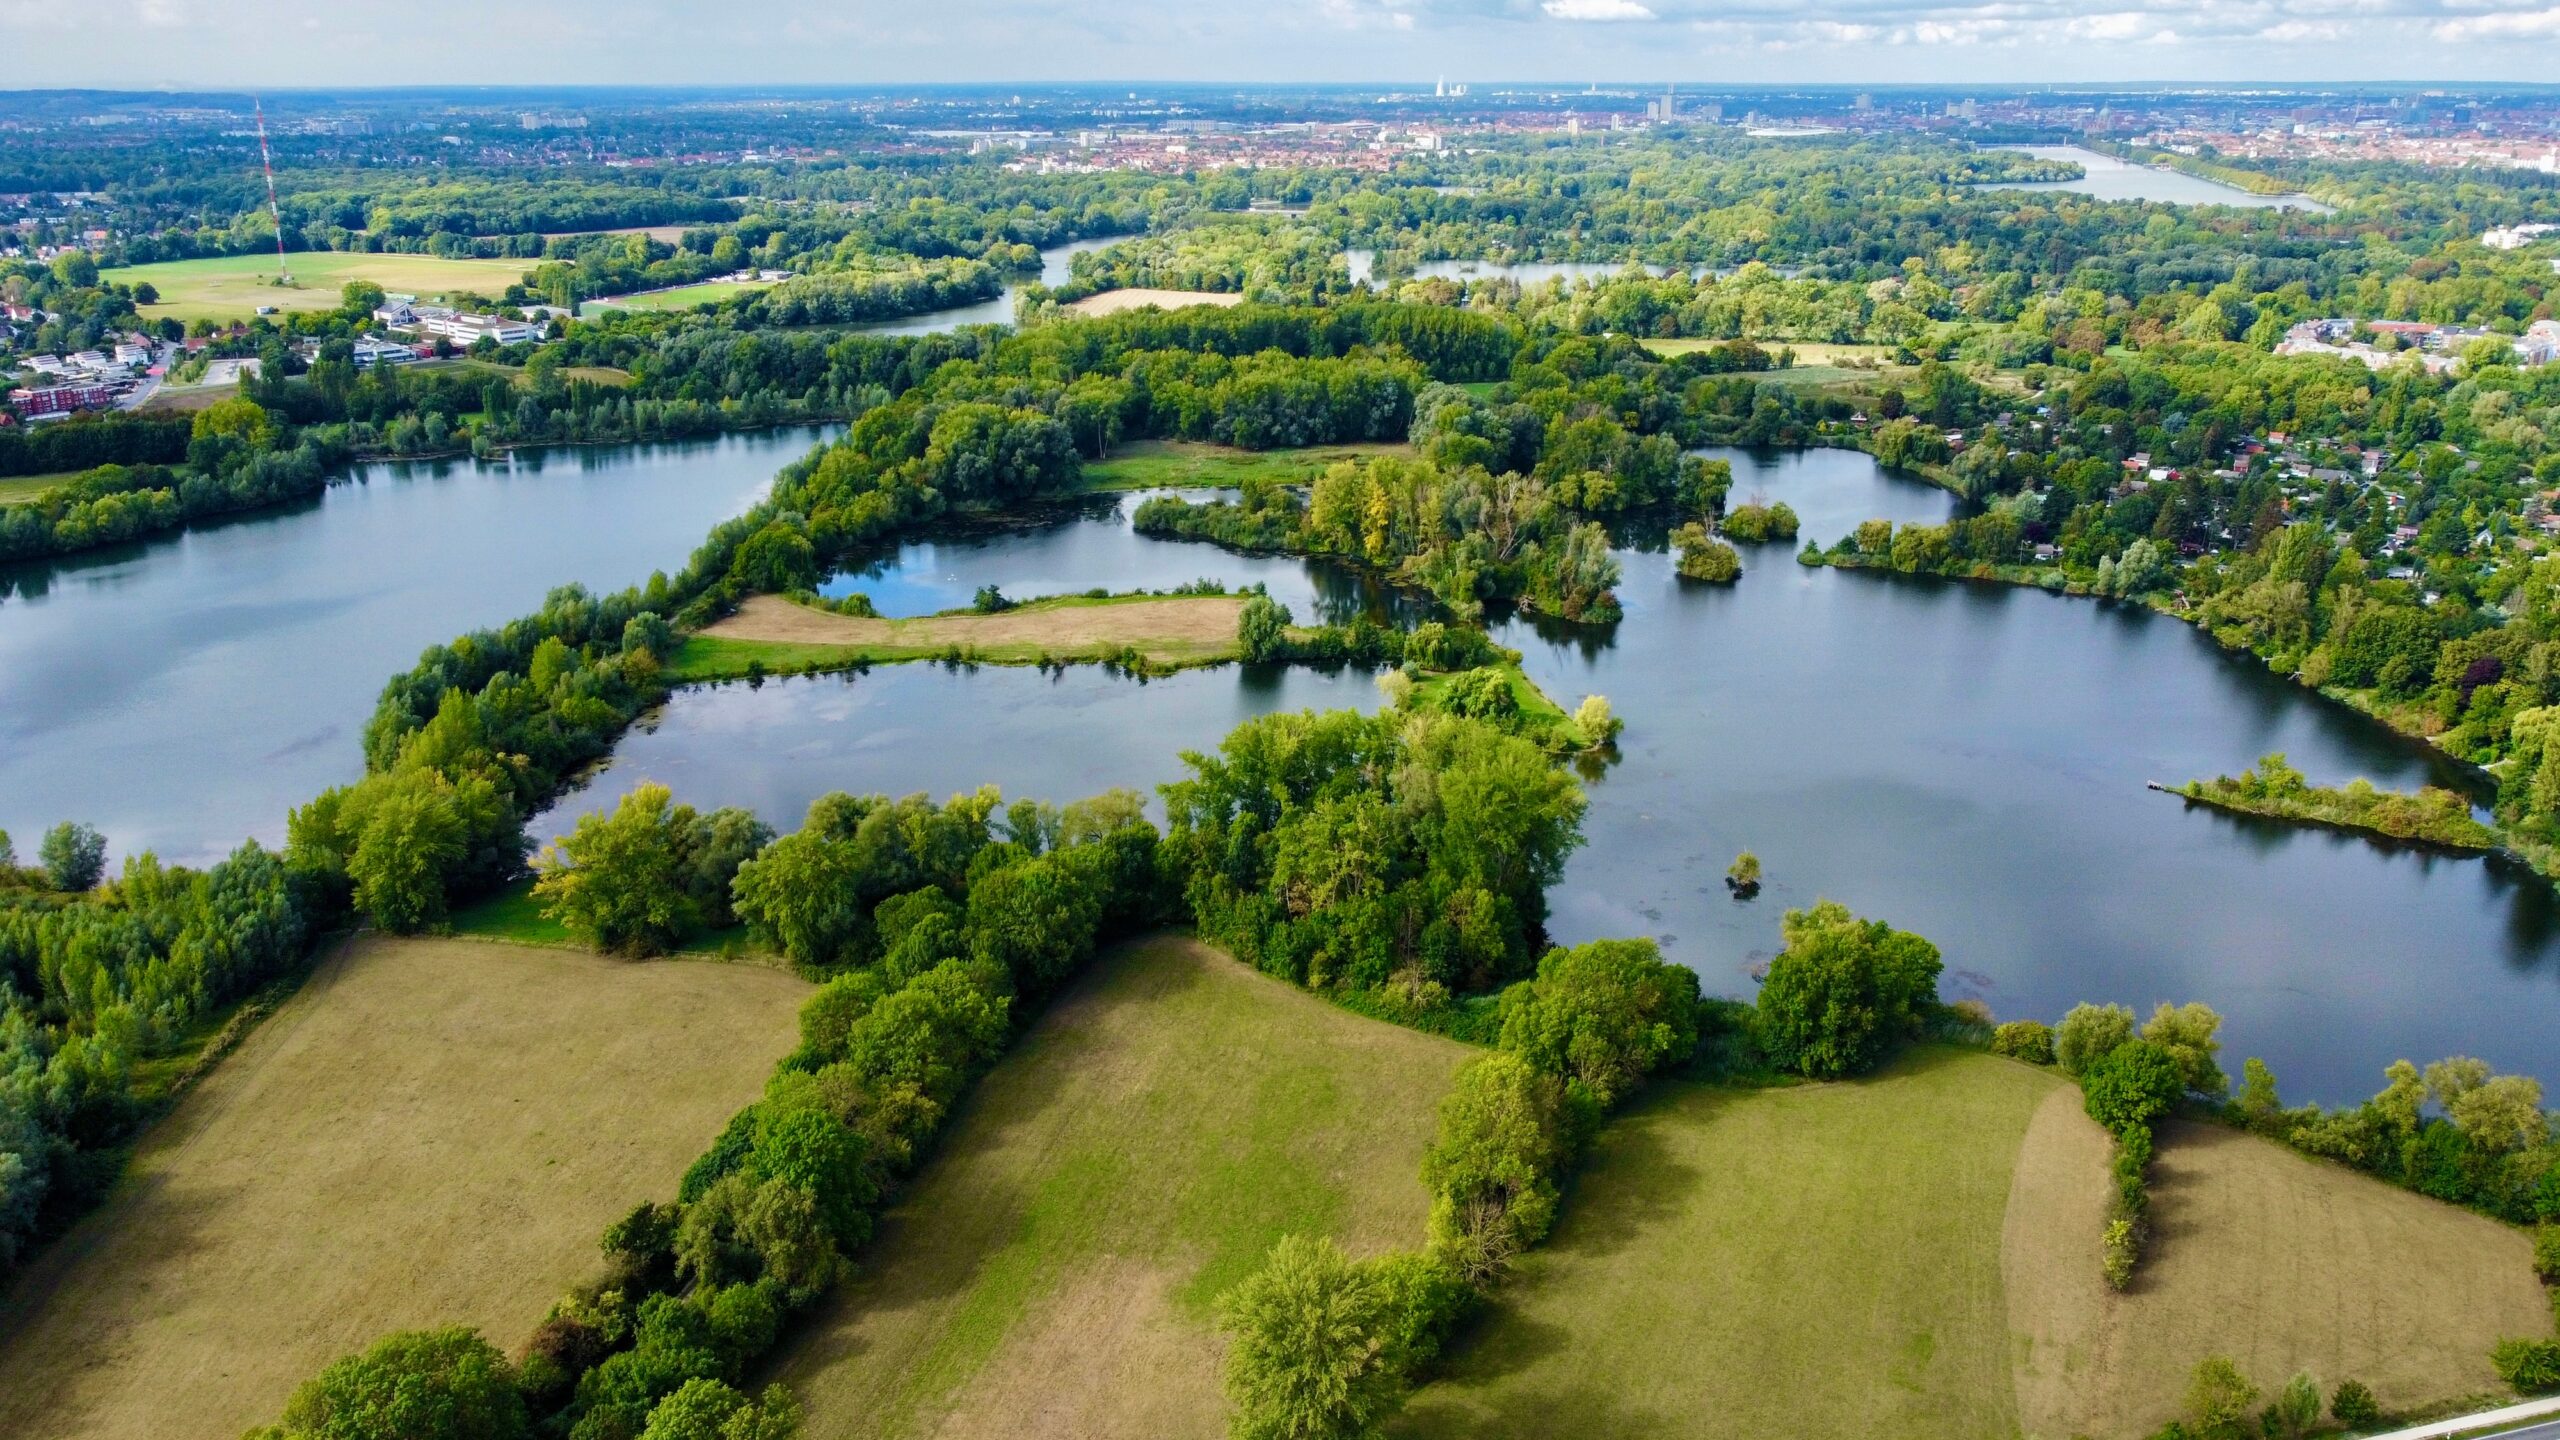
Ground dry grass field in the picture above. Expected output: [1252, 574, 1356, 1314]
[0, 936, 808, 1440]
[667, 592, 1249, 680]
[772, 935, 1471, 1440]
[1395, 1048, 2546, 1440]
[2004, 1096, 2548, 1438]
[1063, 288, 1247, 316]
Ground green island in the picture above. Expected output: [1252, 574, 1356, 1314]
[2169, 753, 2500, 854]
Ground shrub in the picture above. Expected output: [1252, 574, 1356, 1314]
[2055, 1002, 2134, 1076]
[2329, 1379, 2380, 1428]
[1421, 1052, 1569, 1284]
[1494, 937, 1700, 1110]
[2535, 1224, 2560, 1285]
[1992, 1020, 2055, 1065]
[2495, 1336, 2560, 1393]
[2262, 1371, 2321, 1440]
[2101, 1217, 2140, 1291]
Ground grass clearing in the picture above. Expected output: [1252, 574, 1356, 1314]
[103, 251, 534, 324]
[773, 934, 1472, 1440]
[0, 472, 79, 506]
[1642, 338, 1898, 366]
[1398, 1047, 2546, 1440]
[0, 935, 808, 1440]
[1083, 438, 1413, 491]
[668, 591, 1249, 680]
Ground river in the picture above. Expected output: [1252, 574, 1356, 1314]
[0, 427, 832, 865]
[1981, 144, 2334, 212]
[538, 445, 2558, 1102]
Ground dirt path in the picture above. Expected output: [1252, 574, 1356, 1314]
[703, 592, 1246, 653]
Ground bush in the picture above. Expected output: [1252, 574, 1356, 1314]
[2102, 1217, 2140, 1291]
[2329, 1378, 2379, 1428]
[2261, 1371, 2321, 1440]
[2533, 1223, 2560, 1284]
[1421, 1052, 1569, 1285]
[1991, 1020, 2056, 1065]
[2496, 1336, 2560, 1394]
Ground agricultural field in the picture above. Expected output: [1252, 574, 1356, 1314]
[102, 251, 534, 324]
[773, 935, 1471, 1440]
[665, 591, 1250, 680]
[0, 936, 808, 1440]
[1082, 437, 1412, 490]
[1393, 1049, 2546, 1440]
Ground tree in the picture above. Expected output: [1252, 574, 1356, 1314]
[1725, 850, 1760, 895]
[1219, 1235, 1400, 1440]
[50, 250, 98, 288]
[637, 1379, 800, 1440]
[345, 781, 470, 932]
[1421, 1052, 1567, 1283]
[1571, 694, 1620, 745]
[1753, 900, 1942, 1079]
[2185, 1356, 2260, 1440]
[1495, 938, 1698, 1108]
[1238, 594, 1293, 663]
[730, 829, 870, 967]
[2139, 1001, 2227, 1098]
[2262, 1371, 2322, 1440]
[39, 821, 106, 892]
[259, 1327, 527, 1440]
[2054, 1002, 2134, 1077]
[1672, 523, 1740, 582]
[2082, 1039, 2187, 1138]
[534, 782, 704, 956]
[341, 280, 387, 315]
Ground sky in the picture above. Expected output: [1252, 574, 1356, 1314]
[12, 0, 2560, 88]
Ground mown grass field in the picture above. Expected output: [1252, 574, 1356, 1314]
[773, 935, 1472, 1440]
[1394, 1048, 2547, 1440]
[580, 278, 771, 316]
[1082, 438, 1412, 491]
[665, 591, 1249, 681]
[103, 251, 535, 324]
[0, 935, 808, 1440]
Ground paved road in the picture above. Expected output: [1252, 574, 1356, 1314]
[2481, 1421, 2560, 1440]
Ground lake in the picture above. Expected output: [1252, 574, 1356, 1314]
[0, 427, 832, 865]
[1981, 144, 2334, 213]
[849, 237, 1122, 336]
[543, 445, 2558, 1102]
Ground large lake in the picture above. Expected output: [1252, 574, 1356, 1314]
[1981, 144, 2334, 212]
[0, 427, 831, 864]
[543, 446, 2558, 1102]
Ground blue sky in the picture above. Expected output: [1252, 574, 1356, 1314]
[10, 0, 2560, 87]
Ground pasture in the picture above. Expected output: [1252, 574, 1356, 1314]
[0, 936, 808, 1440]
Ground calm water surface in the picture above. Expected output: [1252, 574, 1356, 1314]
[849, 238, 1121, 336]
[550, 446, 2557, 1101]
[1982, 144, 2334, 212]
[0, 427, 833, 863]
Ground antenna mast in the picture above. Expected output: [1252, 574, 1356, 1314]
[254, 95, 291, 284]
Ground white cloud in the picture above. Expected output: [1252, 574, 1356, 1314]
[2435, 4, 2560, 32]
[1541, 0, 1656, 19]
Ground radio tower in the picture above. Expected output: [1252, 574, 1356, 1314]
[254, 95, 291, 284]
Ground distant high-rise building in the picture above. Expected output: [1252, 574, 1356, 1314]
[1435, 76, 1446, 98]
[1853, 94, 1873, 112]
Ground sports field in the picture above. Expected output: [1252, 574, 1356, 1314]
[774, 935, 1472, 1440]
[104, 251, 533, 324]
[0, 936, 808, 1440]
[1394, 1048, 2547, 1440]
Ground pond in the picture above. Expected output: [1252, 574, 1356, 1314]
[0, 427, 834, 865]
[544, 445, 2557, 1102]
[1980, 144, 2334, 213]
[849, 237, 1122, 336]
